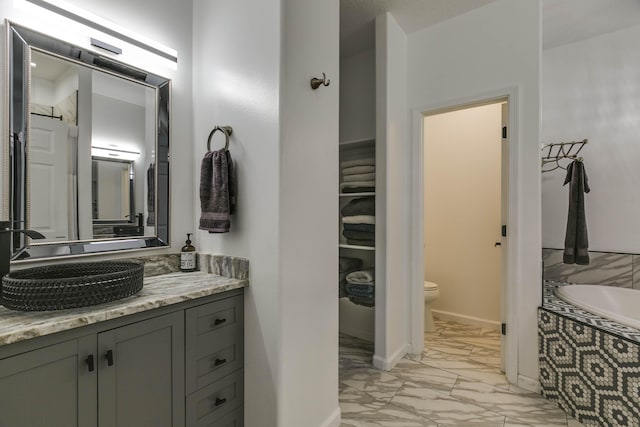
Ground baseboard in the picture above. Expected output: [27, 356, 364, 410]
[431, 309, 501, 331]
[372, 343, 411, 371]
[319, 406, 341, 427]
[517, 374, 540, 393]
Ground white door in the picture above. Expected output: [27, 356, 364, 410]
[29, 115, 69, 241]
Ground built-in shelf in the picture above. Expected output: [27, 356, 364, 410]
[339, 244, 375, 251]
[339, 192, 375, 197]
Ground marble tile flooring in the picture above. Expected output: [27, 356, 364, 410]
[339, 318, 585, 427]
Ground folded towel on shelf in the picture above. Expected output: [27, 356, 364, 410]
[346, 283, 374, 297]
[341, 158, 375, 169]
[199, 148, 236, 233]
[341, 197, 375, 217]
[346, 268, 375, 284]
[342, 165, 375, 175]
[348, 295, 375, 307]
[342, 186, 375, 194]
[339, 256, 363, 273]
[343, 229, 375, 241]
[340, 180, 376, 192]
[343, 173, 376, 183]
[343, 223, 375, 233]
[346, 239, 375, 247]
[342, 215, 375, 225]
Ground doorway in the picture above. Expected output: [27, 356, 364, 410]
[411, 94, 516, 382]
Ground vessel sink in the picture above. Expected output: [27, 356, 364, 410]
[1, 261, 144, 311]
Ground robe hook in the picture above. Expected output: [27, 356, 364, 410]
[310, 73, 330, 90]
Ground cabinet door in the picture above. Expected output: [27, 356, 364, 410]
[98, 311, 185, 427]
[0, 335, 97, 427]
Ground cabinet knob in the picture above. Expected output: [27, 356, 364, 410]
[86, 354, 95, 372]
[105, 349, 114, 367]
[213, 357, 227, 367]
[214, 397, 227, 407]
[213, 318, 227, 327]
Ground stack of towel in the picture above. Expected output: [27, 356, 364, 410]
[345, 268, 375, 307]
[339, 257, 363, 298]
[341, 196, 375, 247]
[340, 158, 375, 193]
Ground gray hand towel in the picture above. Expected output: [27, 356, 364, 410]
[199, 148, 236, 233]
[563, 160, 590, 265]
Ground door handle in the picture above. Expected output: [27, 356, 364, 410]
[494, 242, 501, 247]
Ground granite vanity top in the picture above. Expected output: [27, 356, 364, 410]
[0, 271, 247, 346]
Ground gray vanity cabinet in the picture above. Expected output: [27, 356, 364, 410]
[97, 311, 185, 427]
[0, 335, 97, 427]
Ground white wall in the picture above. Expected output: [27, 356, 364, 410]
[193, 1, 340, 426]
[376, 12, 410, 369]
[279, 0, 340, 424]
[541, 24, 640, 254]
[407, 0, 541, 382]
[424, 104, 502, 325]
[0, 0, 194, 254]
[192, 0, 281, 424]
[339, 48, 375, 142]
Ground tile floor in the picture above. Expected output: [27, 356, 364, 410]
[339, 318, 585, 427]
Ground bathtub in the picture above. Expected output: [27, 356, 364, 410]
[555, 284, 640, 330]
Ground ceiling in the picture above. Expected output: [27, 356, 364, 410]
[340, 0, 640, 57]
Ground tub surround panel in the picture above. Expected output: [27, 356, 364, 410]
[539, 309, 640, 427]
[542, 249, 633, 288]
[543, 281, 640, 343]
[0, 272, 247, 346]
[198, 254, 250, 280]
[633, 255, 640, 290]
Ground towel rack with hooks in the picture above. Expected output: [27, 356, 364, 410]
[207, 126, 233, 151]
[541, 139, 588, 173]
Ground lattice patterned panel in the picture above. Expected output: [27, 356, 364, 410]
[539, 309, 640, 427]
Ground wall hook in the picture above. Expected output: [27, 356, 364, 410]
[310, 73, 330, 90]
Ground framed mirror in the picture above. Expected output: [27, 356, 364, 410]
[6, 21, 170, 261]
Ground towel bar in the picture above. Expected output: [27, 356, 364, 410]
[207, 126, 233, 151]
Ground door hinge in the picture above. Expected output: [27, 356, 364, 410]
[501, 225, 507, 237]
[502, 126, 507, 139]
[501, 323, 507, 335]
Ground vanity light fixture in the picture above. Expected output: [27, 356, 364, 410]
[91, 146, 140, 161]
[15, 0, 178, 71]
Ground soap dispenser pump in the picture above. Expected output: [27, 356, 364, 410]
[180, 233, 196, 272]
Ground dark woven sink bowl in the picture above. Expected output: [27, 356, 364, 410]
[1, 261, 144, 311]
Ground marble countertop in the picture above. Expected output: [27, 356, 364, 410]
[0, 272, 247, 346]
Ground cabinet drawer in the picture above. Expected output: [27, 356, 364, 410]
[205, 406, 242, 427]
[186, 369, 243, 427]
[186, 296, 244, 393]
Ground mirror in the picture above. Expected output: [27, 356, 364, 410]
[6, 21, 171, 260]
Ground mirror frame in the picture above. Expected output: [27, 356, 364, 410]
[5, 21, 171, 261]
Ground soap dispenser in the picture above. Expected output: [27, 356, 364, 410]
[180, 233, 197, 272]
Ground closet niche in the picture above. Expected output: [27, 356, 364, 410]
[338, 46, 377, 344]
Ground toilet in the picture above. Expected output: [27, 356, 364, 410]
[424, 281, 440, 332]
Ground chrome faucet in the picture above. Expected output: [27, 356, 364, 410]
[0, 221, 46, 279]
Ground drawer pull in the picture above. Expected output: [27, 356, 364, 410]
[214, 397, 227, 407]
[86, 354, 95, 372]
[105, 349, 114, 367]
[213, 357, 227, 367]
[213, 318, 227, 327]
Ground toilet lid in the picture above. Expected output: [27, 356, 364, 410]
[424, 281, 438, 290]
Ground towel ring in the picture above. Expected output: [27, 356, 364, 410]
[207, 126, 233, 151]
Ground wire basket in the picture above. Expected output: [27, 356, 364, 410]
[1, 261, 144, 311]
